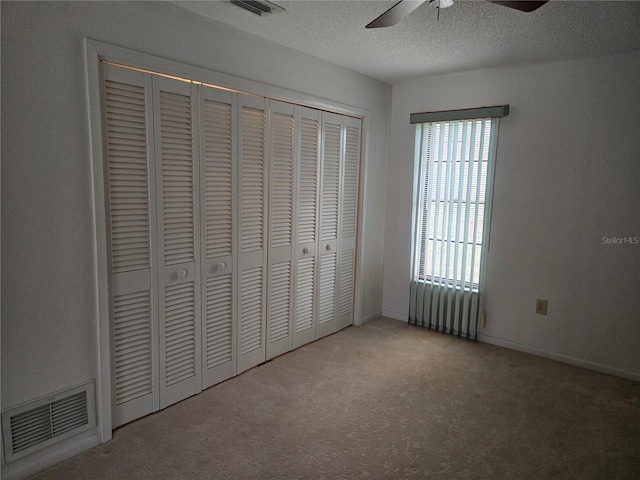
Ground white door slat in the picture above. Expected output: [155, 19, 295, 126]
[154, 77, 201, 411]
[236, 95, 267, 373]
[104, 64, 159, 427]
[266, 101, 296, 360]
[292, 107, 320, 348]
[200, 87, 236, 389]
[338, 118, 361, 330]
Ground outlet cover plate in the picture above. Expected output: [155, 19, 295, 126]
[536, 299, 548, 315]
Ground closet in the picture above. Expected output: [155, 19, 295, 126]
[102, 63, 361, 428]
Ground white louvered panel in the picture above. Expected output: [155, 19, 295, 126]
[339, 248, 355, 319]
[337, 118, 361, 330]
[269, 261, 291, 343]
[318, 252, 337, 325]
[204, 100, 233, 259]
[164, 282, 196, 386]
[341, 125, 360, 238]
[298, 117, 319, 244]
[321, 121, 341, 242]
[237, 96, 266, 372]
[241, 107, 265, 253]
[105, 80, 151, 273]
[240, 266, 263, 355]
[272, 113, 294, 248]
[113, 290, 153, 405]
[200, 88, 234, 389]
[104, 66, 157, 428]
[295, 256, 315, 333]
[160, 90, 195, 266]
[266, 101, 294, 361]
[205, 274, 233, 369]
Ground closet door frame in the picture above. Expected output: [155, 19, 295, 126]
[87, 40, 367, 442]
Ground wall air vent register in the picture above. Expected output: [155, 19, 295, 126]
[1, 381, 96, 462]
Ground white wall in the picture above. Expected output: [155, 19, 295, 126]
[383, 51, 640, 379]
[1, 1, 389, 476]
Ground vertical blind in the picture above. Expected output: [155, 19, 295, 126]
[409, 107, 506, 338]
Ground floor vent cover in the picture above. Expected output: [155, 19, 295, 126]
[2, 380, 96, 462]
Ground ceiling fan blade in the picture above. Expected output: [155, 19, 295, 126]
[486, 1, 549, 13]
[366, 0, 427, 29]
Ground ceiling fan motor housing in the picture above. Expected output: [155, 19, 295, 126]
[430, 0, 455, 8]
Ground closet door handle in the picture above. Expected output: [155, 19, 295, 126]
[218, 262, 226, 271]
[302, 247, 310, 254]
[326, 244, 332, 251]
[177, 269, 187, 279]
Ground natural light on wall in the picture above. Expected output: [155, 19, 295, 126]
[409, 106, 508, 338]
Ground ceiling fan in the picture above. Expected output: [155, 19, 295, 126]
[366, 0, 548, 28]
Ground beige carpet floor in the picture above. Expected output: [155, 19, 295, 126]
[30, 317, 640, 479]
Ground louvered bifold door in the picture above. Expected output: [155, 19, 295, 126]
[266, 101, 295, 360]
[237, 94, 268, 373]
[199, 86, 237, 388]
[293, 107, 320, 349]
[103, 65, 159, 427]
[316, 112, 342, 340]
[337, 117, 361, 330]
[153, 76, 202, 409]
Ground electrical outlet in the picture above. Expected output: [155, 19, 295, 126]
[535, 299, 548, 315]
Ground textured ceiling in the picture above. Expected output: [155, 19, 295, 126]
[171, 0, 640, 83]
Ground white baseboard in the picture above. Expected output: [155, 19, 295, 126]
[381, 309, 407, 322]
[355, 310, 384, 326]
[1, 430, 103, 480]
[377, 312, 638, 382]
[477, 333, 640, 382]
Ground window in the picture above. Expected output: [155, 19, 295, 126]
[412, 118, 493, 292]
[408, 105, 507, 338]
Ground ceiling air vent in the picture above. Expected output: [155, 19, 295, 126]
[2, 381, 96, 462]
[230, 0, 284, 16]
